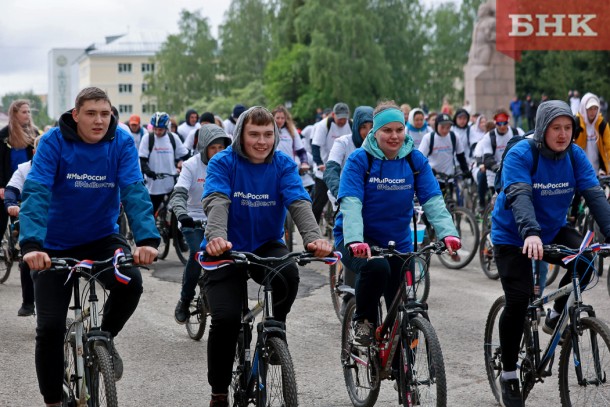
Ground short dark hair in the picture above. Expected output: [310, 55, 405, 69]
[75, 87, 111, 111]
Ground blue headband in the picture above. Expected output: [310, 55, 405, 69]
[372, 108, 405, 134]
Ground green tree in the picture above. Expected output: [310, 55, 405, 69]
[2, 91, 53, 128]
[145, 10, 218, 116]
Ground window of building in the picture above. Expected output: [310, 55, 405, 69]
[141, 63, 155, 73]
[141, 83, 149, 92]
[142, 103, 157, 114]
[118, 84, 133, 93]
[118, 63, 132, 73]
[119, 105, 133, 114]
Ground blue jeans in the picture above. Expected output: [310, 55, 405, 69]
[180, 226, 205, 301]
[337, 239, 405, 324]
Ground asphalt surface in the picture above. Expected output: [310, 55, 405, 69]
[1, 235, 609, 406]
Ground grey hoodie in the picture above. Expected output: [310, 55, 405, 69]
[230, 106, 280, 164]
[198, 124, 232, 165]
[533, 100, 576, 160]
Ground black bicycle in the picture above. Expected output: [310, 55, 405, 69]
[199, 250, 339, 407]
[53, 250, 140, 407]
[153, 173, 189, 264]
[341, 241, 448, 407]
[0, 217, 20, 284]
[484, 243, 610, 405]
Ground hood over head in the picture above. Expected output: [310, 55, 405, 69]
[350, 106, 373, 148]
[534, 100, 576, 160]
[452, 108, 470, 129]
[198, 124, 232, 165]
[231, 106, 279, 164]
[185, 109, 198, 124]
[578, 92, 601, 125]
[58, 109, 117, 143]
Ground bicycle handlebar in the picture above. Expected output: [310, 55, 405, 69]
[541, 243, 610, 258]
[47, 249, 135, 275]
[370, 240, 447, 258]
[197, 250, 340, 271]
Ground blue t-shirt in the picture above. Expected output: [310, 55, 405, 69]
[492, 143, 598, 246]
[11, 147, 29, 173]
[334, 149, 441, 252]
[202, 146, 311, 252]
[27, 128, 142, 250]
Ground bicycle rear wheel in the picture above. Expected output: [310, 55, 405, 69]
[329, 261, 343, 321]
[0, 227, 13, 284]
[438, 207, 479, 269]
[118, 210, 136, 251]
[558, 316, 610, 406]
[284, 213, 294, 252]
[88, 345, 118, 407]
[155, 210, 170, 260]
[409, 255, 431, 304]
[256, 336, 298, 407]
[544, 263, 560, 287]
[340, 297, 380, 407]
[186, 286, 208, 340]
[479, 230, 498, 280]
[172, 216, 189, 265]
[398, 316, 447, 406]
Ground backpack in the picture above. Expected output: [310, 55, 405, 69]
[427, 131, 456, 157]
[490, 127, 519, 156]
[574, 116, 608, 142]
[148, 131, 177, 156]
[493, 133, 576, 193]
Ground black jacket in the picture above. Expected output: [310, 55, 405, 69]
[0, 126, 35, 188]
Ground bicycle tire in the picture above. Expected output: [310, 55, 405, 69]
[607, 270, 610, 298]
[483, 296, 533, 404]
[558, 316, 610, 406]
[398, 316, 447, 407]
[438, 207, 479, 269]
[479, 230, 499, 280]
[172, 217, 189, 265]
[88, 345, 118, 407]
[62, 321, 79, 406]
[410, 255, 430, 304]
[0, 227, 14, 284]
[156, 209, 171, 260]
[340, 297, 380, 407]
[544, 263, 560, 287]
[228, 331, 247, 407]
[284, 213, 294, 252]
[256, 336, 298, 407]
[329, 262, 343, 321]
[118, 210, 136, 251]
[186, 288, 208, 340]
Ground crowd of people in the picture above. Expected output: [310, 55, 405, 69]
[2, 84, 610, 407]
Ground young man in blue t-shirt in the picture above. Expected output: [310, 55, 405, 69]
[201, 106, 333, 407]
[491, 100, 610, 407]
[19, 87, 159, 407]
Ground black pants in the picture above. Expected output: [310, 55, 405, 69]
[494, 227, 593, 371]
[0, 199, 7, 243]
[32, 234, 143, 404]
[20, 261, 34, 305]
[149, 194, 168, 216]
[312, 177, 329, 224]
[204, 241, 299, 394]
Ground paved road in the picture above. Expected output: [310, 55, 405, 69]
[1, 239, 609, 406]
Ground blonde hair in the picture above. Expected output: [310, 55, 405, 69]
[373, 100, 400, 115]
[33, 135, 43, 150]
[8, 99, 37, 149]
[272, 105, 298, 139]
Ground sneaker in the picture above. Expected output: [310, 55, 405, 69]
[108, 338, 124, 381]
[352, 320, 373, 346]
[500, 377, 523, 407]
[17, 303, 35, 317]
[210, 394, 229, 407]
[542, 311, 559, 335]
[174, 299, 190, 325]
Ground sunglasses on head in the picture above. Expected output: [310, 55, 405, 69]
[496, 121, 509, 126]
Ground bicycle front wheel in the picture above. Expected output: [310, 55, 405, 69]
[256, 336, 298, 407]
[398, 316, 447, 406]
[186, 287, 208, 341]
[63, 321, 79, 406]
[438, 207, 479, 269]
[172, 218, 189, 265]
[558, 316, 610, 406]
[88, 345, 118, 407]
[340, 297, 380, 407]
[0, 227, 14, 284]
[479, 230, 498, 280]
[156, 212, 170, 260]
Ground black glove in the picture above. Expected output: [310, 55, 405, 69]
[178, 214, 195, 228]
[144, 170, 157, 180]
[463, 171, 473, 180]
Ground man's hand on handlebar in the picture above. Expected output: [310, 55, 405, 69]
[23, 251, 52, 271]
[306, 239, 333, 258]
[206, 237, 233, 257]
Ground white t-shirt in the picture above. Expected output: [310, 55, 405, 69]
[7, 160, 32, 192]
[139, 132, 190, 195]
[478, 127, 524, 185]
[177, 122, 200, 141]
[223, 119, 236, 137]
[130, 129, 143, 149]
[301, 124, 314, 154]
[327, 134, 357, 169]
[586, 128, 600, 172]
[417, 131, 465, 175]
[276, 127, 304, 161]
[311, 118, 351, 178]
[452, 126, 471, 161]
[174, 154, 207, 222]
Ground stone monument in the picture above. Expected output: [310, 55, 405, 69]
[464, 0, 515, 119]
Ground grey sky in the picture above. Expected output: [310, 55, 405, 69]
[0, 0, 456, 99]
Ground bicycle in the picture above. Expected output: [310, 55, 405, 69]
[284, 212, 295, 252]
[484, 242, 610, 405]
[117, 204, 136, 251]
[153, 173, 189, 264]
[53, 249, 139, 407]
[198, 249, 339, 407]
[183, 219, 209, 341]
[341, 241, 448, 407]
[0, 217, 20, 284]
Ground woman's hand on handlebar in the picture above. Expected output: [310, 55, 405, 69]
[23, 251, 51, 271]
[206, 237, 233, 257]
[348, 242, 371, 259]
[306, 239, 333, 258]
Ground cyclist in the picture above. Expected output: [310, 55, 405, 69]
[170, 124, 231, 324]
[127, 114, 145, 149]
[183, 112, 217, 154]
[405, 107, 430, 149]
[177, 109, 199, 142]
[324, 105, 373, 201]
[19, 87, 159, 407]
[272, 105, 310, 173]
[491, 100, 610, 407]
[573, 92, 610, 174]
[452, 108, 472, 159]
[201, 106, 333, 407]
[334, 100, 461, 346]
[138, 112, 190, 214]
